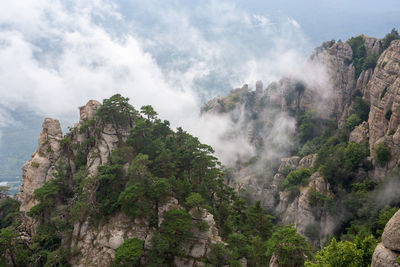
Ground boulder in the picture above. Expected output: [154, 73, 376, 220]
[382, 209, 400, 251]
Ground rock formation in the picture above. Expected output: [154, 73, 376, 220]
[16, 100, 223, 267]
[17, 118, 63, 212]
[371, 209, 400, 267]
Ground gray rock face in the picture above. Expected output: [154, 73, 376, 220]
[382, 209, 400, 251]
[349, 121, 369, 143]
[365, 40, 400, 162]
[79, 100, 101, 123]
[371, 243, 400, 267]
[371, 209, 400, 266]
[364, 36, 382, 56]
[276, 172, 334, 247]
[311, 41, 356, 125]
[17, 118, 62, 212]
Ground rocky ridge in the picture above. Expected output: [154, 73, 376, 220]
[17, 100, 222, 267]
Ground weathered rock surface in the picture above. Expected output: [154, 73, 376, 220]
[312, 41, 356, 125]
[382, 209, 400, 251]
[17, 100, 222, 267]
[17, 118, 63, 212]
[371, 243, 400, 267]
[349, 121, 369, 143]
[276, 172, 334, 247]
[365, 40, 400, 159]
[371, 209, 400, 266]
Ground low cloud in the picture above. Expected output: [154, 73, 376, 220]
[0, 0, 332, 167]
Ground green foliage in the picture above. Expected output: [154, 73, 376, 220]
[196, 220, 209, 232]
[382, 28, 400, 50]
[363, 54, 378, 70]
[305, 236, 377, 267]
[377, 207, 399, 235]
[113, 238, 143, 267]
[96, 164, 124, 217]
[140, 105, 158, 121]
[374, 142, 391, 167]
[159, 208, 193, 252]
[351, 96, 369, 122]
[380, 87, 388, 99]
[148, 208, 193, 264]
[31, 161, 40, 168]
[308, 190, 332, 208]
[185, 192, 205, 210]
[266, 225, 313, 267]
[344, 142, 369, 171]
[43, 248, 70, 267]
[0, 227, 30, 266]
[78, 118, 96, 134]
[97, 94, 137, 128]
[345, 114, 361, 131]
[279, 168, 312, 190]
[296, 111, 330, 145]
[348, 35, 366, 78]
[207, 243, 230, 267]
[316, 140, 369, 190]
[0, 198, 20, 228]
[385, 109, 392, 120]
[110, 146, 135, 165]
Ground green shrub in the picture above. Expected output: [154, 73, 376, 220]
[0, 198, 20, 228]
[208, 243, 230, 267]
[280, 168, 313, 190]
[305, 236, 377, 267]
[382, 28, 400, 50]
[362, 54, 378, 70]
[31, 162, 40, 168]
[385, 109, 392, 120]
[60, 136, 71, 149]
[266, 225, 313, 267]
[344, 142, 369, 172]
[348, 35, 366, 78]
[374, 142, 391, 167]
[380, 87, 388, 99]
[388, 129, 395, 136]
[345, 114, 361, 131]
[113, 238, 143, 267]
[308, 190, 332, 208]
[352, 96, 369, 122]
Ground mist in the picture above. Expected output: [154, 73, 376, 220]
[0, 0, 338, 172]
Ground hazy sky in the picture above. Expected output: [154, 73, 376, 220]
[0, 0, 399, 144]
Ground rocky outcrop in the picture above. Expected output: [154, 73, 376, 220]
[349, 121, 369, 143]
[312, 41, 356, 125]
[382, 209, 400, 251]
[70, 198, 221, 267]
[371, 243, 400, 267]
[17, 118, 63, 212]
[276, 172, 334, 247]
[365, 40, 400, 152]
[17, 100, 223, 267]
[371, 209, 400, 267]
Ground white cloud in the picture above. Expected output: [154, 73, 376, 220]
[0, 0, 330, 166]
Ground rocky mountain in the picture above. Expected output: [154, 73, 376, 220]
[202, 34, 400, 250]
[1, 31, 400, 267]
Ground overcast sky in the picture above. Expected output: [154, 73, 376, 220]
[0, 0, 399, 136]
